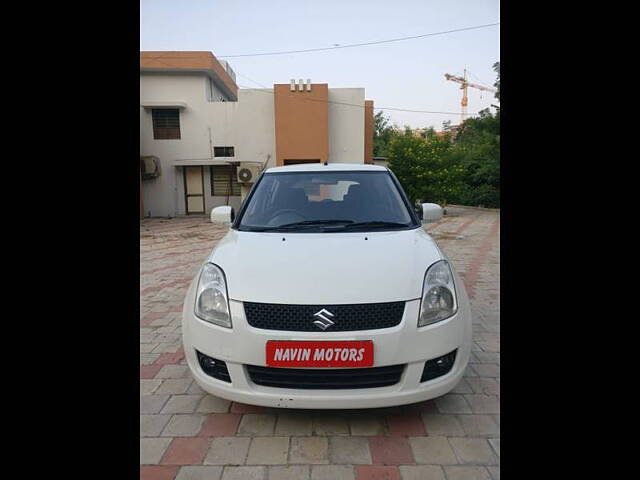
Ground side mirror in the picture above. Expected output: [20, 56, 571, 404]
[210, 206, 234, 225]
[421, 203, 443, 223]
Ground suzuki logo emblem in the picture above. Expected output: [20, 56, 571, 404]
[313, 308, 335, 330]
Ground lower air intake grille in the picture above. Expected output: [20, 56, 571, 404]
[246, 364, 405, 389]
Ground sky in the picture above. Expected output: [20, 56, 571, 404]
[140, 0, 500, 130]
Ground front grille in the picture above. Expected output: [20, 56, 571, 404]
[246, 364, 405, 389]
[244, 301, 405, 332]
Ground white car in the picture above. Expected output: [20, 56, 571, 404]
[182, 163, 471, 409]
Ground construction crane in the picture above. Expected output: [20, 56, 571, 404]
[445, 69, 497, 122]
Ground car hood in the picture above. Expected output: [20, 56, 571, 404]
[208, 227, 445, 304]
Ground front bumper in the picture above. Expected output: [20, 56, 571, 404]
[182, 282, 472, 409]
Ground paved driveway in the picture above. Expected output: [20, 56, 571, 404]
[140, 207, 500, 480]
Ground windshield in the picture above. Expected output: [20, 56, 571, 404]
[237, 171, 417, 232]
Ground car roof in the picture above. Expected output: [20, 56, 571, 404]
[265, 163, 388, 174]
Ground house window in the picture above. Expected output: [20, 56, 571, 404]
[211, 165, 241, 196]
[214, 146, 235, 157]
[152, 109, 180, 140]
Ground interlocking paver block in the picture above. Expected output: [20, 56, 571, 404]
[311, 465, 354, 480]
[269, 465, 310, 480]
[161, 395, 204, 414]
[474, 352, 500, 365]
[471, 364, 500, 378]
[196, 395, 232, 413]
[328, 436, 372, 465]
[161, 437, 211, 465]
[140, 466, 180, 480]
[162, 414, 207, 437]
[141, 414, 172, 437]
[221, 466, 267, 480]
[141, 343, 160, 353]
[313, 414, 350, 435]
[354, 465, 401, 480]
[488, 439, 500, 457]
[275, 413, 313, 435]
[398, 465, 446, 480]
[421, 414, 465, 436]
[141, 395, 170, 414]
[175, 466, 223, 480]
[451, 379, 473, 394]
[289, 437, 329, 464]
[154, 343, 183, 354]
[141, 379, 163, 395]
[449, 438, 498, 465]
[386, 415, 426, 436]
[141, 437, 173, 465]
[444, 466, 492, 480]
[435, 395, 472, 414]
[230, 402, 266, 414]
[204, 437, 251, 465]
[409, 436, 458, 465]
[348, 415, 385, 436]
[246, 437, 289, 465]
[188, 382, 207, 395]
[156, 379, 194, 395]
[198, 413, 241, 437]
[237, 414, 277, 436]
[457, 415, 499, 436]
[157, 365, 191, 379]
[368, 436, 414, 465]
[464, 395, 500, 414]
[465, 378, 500, 395]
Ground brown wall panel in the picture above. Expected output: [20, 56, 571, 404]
[274, 84, 329, 166]
[364, 100, 374, 164]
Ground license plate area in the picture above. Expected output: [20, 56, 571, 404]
[266, 340, 373, 368]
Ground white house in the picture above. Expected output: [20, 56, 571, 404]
[140, 51, 374, 217]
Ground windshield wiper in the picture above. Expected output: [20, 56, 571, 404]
[339, 221, 411, 230]
[248, 219, 354, 231]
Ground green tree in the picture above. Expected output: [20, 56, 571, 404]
[373, 111, 394, 157]
[387, 131, 466, 206]
[447, 104, 500, 207]
[493, 61, 500, 102]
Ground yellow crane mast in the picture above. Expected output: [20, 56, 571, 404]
[445, 69, 497, 122]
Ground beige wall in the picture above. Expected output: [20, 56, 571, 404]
[208, 89, 276, 168]
[327, 88, 365, 163]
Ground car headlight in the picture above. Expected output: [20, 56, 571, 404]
[195, 263, 232, 328]
[418, 260, 458, 327]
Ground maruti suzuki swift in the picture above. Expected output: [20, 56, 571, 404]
[182, 163, 471, 409]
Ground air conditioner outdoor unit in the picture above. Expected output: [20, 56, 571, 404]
[140, 155, 161, 180]
[237, 164, 262, 184]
